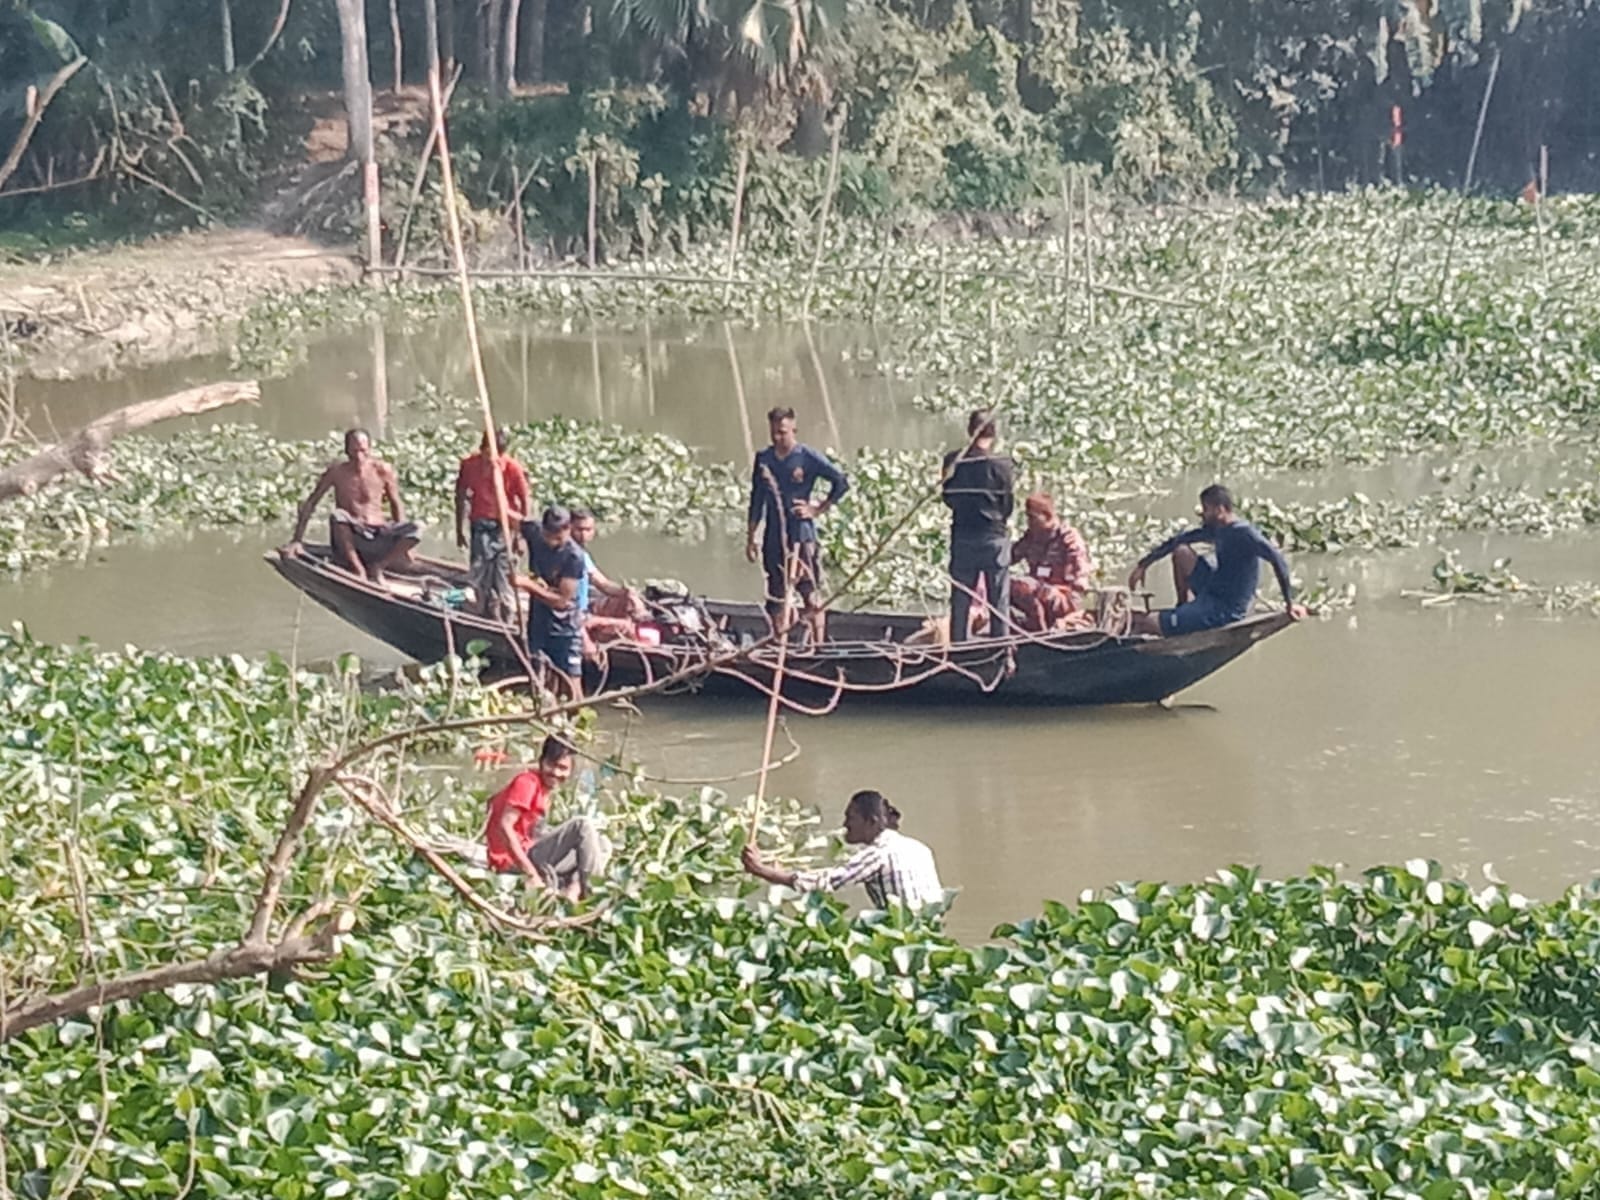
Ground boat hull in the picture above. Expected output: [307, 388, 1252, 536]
[265, 548, 1290, 708]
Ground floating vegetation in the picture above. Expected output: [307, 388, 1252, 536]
[1404, 552, 1600, 615]
[11, 631, 1600, 1195]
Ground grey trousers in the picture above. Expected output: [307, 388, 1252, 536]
[528, 817, 611, 890]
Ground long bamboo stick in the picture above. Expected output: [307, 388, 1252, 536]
[425, 66, 531, 673]
[723, 143, 750, 308]
[801, 114, 845, 319]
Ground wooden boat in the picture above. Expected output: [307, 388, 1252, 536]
[265, 545, 1292, 708]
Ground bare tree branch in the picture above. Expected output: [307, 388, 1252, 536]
[0, 919, 349, 1043]
[0, 380, 260, 501]
[245, 765, 330, 944]
[241, 0, 294, 72]
[0, 57, 87, 195]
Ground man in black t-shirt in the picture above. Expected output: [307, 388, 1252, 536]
[941, 410, 1016, 642]
[516, 506, 588, 697]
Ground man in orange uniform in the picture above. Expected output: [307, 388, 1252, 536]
[1009, 492, 1096, 632]
[484, 736, 609, 900]
[454, 427, 531, 622]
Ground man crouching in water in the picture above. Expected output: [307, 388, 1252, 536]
[283, 428, 419, 584]
[485, 736, 610, 901]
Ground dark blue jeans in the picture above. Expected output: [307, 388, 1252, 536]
[949, 536, 1009, 642]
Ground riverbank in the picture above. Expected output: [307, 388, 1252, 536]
[0, 227, 358, 381]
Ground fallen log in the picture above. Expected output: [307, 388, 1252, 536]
[0, 379, 261, 501]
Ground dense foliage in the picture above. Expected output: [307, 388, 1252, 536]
[10, 631, 1600, 1196]
[5, 0, 1600, 252]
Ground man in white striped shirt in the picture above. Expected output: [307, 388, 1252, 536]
[741, 790, 945, 910]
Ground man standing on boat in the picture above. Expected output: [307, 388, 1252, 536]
[942, 410, 1015, 641]
[454, 427, 531, 623]
[283, 428, 419, 584]
[1010, 492, 1095, 632]
[746, 406, 850, 645]
[516, 505, 588, 698]
[1127, 484, 1306, 636]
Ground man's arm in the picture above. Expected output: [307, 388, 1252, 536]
[1128, 527, 1207, 588]
[740, 845, 798, 887]
[588, 561, 629, 599]
[508, 464, 531, 524]
[287, 468, 335, 546]
[495, 806, 546, 884]
[809, 449, 849, 517]
[747, 459, 769, 560]
[997, 458, 1016, 521]
[1249, 526, 1297, 609]
[454, 464, 470, 548]
[382, 463, 406, 523]
[514, 573, 579, 607]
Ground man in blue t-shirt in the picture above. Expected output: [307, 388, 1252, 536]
[745, 406, 849, 644]
[515, 505, 588, 697]
[1127, 484, 1306, 637]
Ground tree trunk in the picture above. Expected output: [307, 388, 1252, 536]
[440, 0, 456, 74]
[390, 0, 404, 90]
[423, 0, 441, 80]
[333, 0, 382, 273]
[503, 0, 524, 91]
[220, 0, 236, 70]
[521, 0, 546, 82]
[484, 0, 506, 94]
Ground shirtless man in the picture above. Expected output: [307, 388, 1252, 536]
[282, 429, 419, 583]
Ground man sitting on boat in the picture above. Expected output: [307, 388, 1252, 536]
[1127, 484, 1306, 636]
[571, 508, 648, 656]
[746, 406, 850, 646]
[454, 426, 531, 623]
[741, 790, 944, 911]
[1009, 492, 1095, 632]
[485, 736, 610, 901]
[282, 428, 419, 584]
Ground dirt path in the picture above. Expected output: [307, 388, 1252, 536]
[0, 228, 360, 380]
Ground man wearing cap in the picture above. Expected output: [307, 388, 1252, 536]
[1009, 492, 1096, 631]
[454, 427, 531, 622]
[516, 506, 588, 697]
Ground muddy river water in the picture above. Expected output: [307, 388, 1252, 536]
[7, 319, 1600, 940]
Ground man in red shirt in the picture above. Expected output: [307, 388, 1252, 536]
[1009, 492, 1096, 632]
[454, 427, 532, 622]
[484, 736, 609, 900]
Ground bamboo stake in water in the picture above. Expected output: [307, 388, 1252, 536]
[1060, 170, 1072, 304]
[724, 320, 755, 464]
[937, 244, 948, 324]
[746, 615, 790, 845]
[802, 114, 845, 320]
[723, 142, 750, 308]
[586, 151, 598, 269]
[1082, 173, 1095, 325]
[1534, 144, 1550, 285]
[642, 317, 656, 418]
[869, 225, 892, 323]
[802, 320, 841, 450]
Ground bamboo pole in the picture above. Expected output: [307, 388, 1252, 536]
[746, 624, 790, 845]
[425, 66, 530, 670]
[722, 142, 750, 308]
[937, 245, 947, 324]
[1059, 170, 1072, 304]
[586, 152, 598, 269]
[801, 114, 845, 320]
[869, 226, 892, 323]
[1534, 144, 1550, 285]
[590, 330, 603, 421]
[1082, 172, 1096, 326]
[724, 320, 755, 464]
[802, 320, 841, 450]
[642, 317, 656, 417]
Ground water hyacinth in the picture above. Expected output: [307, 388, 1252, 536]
[10, 632, 1600, 1196]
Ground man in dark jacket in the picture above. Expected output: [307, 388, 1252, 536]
[941, 410, 1016, 642]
